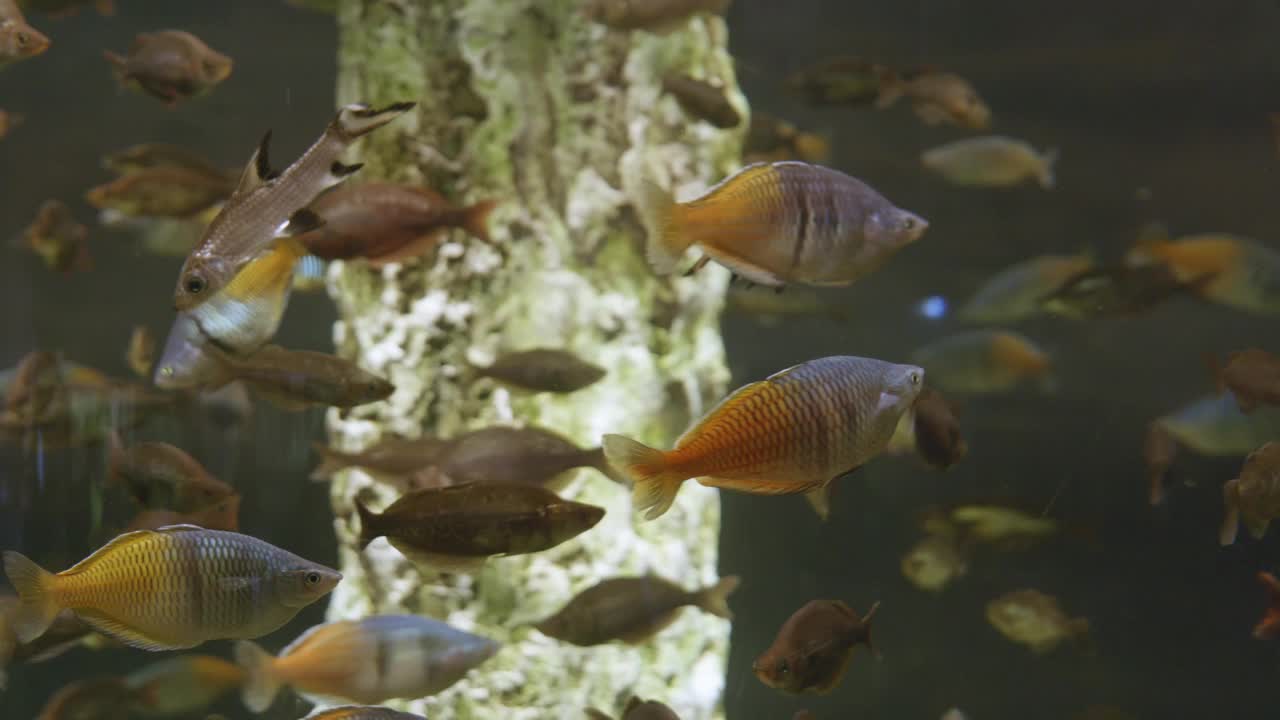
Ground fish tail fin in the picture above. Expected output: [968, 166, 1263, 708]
[696, 575, 741, 620]
[637, 180, 692, 274]
[234, 640, 282, 713]
[102, 50, 127, 77]
[459, 199, 498, 244]
[1128, 221, 1172, 264]
[353, 498, 378, 550]
[1037, 148, 1058, 189]
[588, 447, 631, 486]
[873, 68, 905, 109]
[105, 429, 127, 489]
[333, 101, 416, 142]
[2, 551, 60, 643]
[1255, 573, 1280, 639]
[309, 442, 348, 482]
[1221, 478, 1242, 546]
[860, 601, 882, 660]
[602, 434, 686, 520]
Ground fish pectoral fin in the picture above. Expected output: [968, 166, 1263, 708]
[217, 575, 258, 593]
[804, 488, 831, 521]
[701, 247, 785, 288]
[73, 609, 183, 652]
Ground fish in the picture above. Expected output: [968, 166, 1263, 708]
[296, 182, 496, 267]
[743, 113, 830, 165]
[33, 676, 135, 720]
[0, 3, 49, 69]
[661, 73, 740, 128]
[304, 708, 428, 720]
[1155, 393, 1280, 458]
[123, 494, 242, 532]
[535, 575, 738, 646]
[910, 330, 1050, 395]
[125, 325, 157, 379]
[106, 431, 235, 511]
[102, 142, 231, 179]
[1253, 572, 1280, 639]
[1221, 442, 1280, 545]
[1125, 227, 1280, 314]
[0, 108, 23, 138]
[950, 505, 1057, 548]
[907, 386, 967, 470]
[957, 253, 1095, 323]
[234, 615, 499, 711]
[1211, 349, 1280, 413]
[2, 525, 340, 651]
[586, 697, 683, 720]
[1040, 262, 1205, 319]
[1143, 420, 1177, 506]
[86, 165, 234, 218]
[876, 69, 990, 129]
[901, 531, 968, 592]
[409, 426, 628, 490]
[17, 199, 91, 273]
[753, 599, 879, 694]
[606, 355, 923, 520]
[641, 162, 928, 288]
[726, 286, 849, 325]
[471, 349, 606, 393]
[311, 436, 450, 482]
[207, 344, 395, 410]
[103, 30, 233, 106]
[292, 253, 329, 292]
[584, 0, 731, 33]
[985, 589, 1088, 654]
[0, 594, 93, 690]
[2, 349, 64, 422]
[125, 655, 246, 717]
[355, 483, 605, 571]
[784, 56, 893, 108]
[922, 136, 1057, 189]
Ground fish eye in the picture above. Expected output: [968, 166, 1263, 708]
[902, 217, 916, 230]
[910, 370, 922, 386]
[15, 32, 27, 48]
[184, 275, 206, 295]
[305, 571, 321, 585]
[776, 659, 789, 676]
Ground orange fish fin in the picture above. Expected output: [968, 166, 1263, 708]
[1, 551, 60, 643]
[697, 474, 817, 495]
[223, 237, 308, 302]
[74, 608, 181, 652]
[460, 199, 498, 243]
[696, 575, 740, 620]
[638, 179, 693, 274]
[603, 434, 687, 521]
[234, 640, 283, 713]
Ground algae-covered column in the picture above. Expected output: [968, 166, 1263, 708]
[323, 1, 743, 718]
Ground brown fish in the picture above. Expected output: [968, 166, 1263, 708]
[86, 165, 233, 218]
[106, 432, 234, 511]
[785, 56, 894, 108]
[2, 526, 341, 651]
[0, 109, 22, 138]
[208, 344, 395, 411]
[305, 709, 427, 720]
[125, 655, 246, 717]
[104, 30, 232, 106]
[1212, 349, 1280, 414]
[125, 325, 156, 379]
[1221, 441, 1280, 545]
[0, 3, 49, 69]
[753, 599, 879, 694]
[877, 69, 991, 129]
[1253, 571, 1280, 639]
[606, 356, 922, 520]
[584, 0, 731, 33]
[412, 425, 627, 491]
[1041, 262, 1204, 319]
[744, 113, 830, 165]
[910, 386, 967, 470]
[641, 162, 927, 287]
[297, 182, 497, 267]
[311, 436, 451, 482]
[536, 574, 738, 646]
[661, 73, 740, 128]
[18, 199, 90, 273]
[355, 483, 605, 571]
[586, 697, 683, 720]
[34, 676, 134, 720]
[471, 349, 606, 393]
[102, 142, 231, 179]
[124, 494, 241, 532]
[1143, 421, 1177, 506]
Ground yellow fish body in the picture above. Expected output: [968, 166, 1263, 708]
[2, 525, 340, 652]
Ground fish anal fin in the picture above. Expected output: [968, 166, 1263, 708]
[616, 611, 680, 644]
[701, 245, 784, 287]
[696, 474, 818, 495]
[388, 539, 486, 575]
[74, 608, 186, 652]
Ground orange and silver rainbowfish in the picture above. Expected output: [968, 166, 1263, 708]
[605, 355, 924, 519]
[641, 162, 927, 288]
[2, 525, 340, 651]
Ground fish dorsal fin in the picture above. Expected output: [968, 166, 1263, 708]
[236, 131, 278, 195]
[154, 524, 207, 534]
[280, 621, 331, 657]
[675, 378, 775, 446]
[62, 529, 156, 574]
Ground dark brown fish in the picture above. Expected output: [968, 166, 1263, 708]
[535, 574, 738, 646]
[86, 165, 233, 219]
[1254, 572, 1280, 639]
[1143, 421, 1176, 506]
[1212, 349, 1280, 414]
[0, 2, 49, 69]
[877, 69, 990, 129]
[586, 697, 683, 720]
[354, 484, 605, 571]
[785, 56, 893, 108]
[34, 676, 134, 720]
[18, 200, 90, 273]
[584, 0, 731, 32]
[0, 109, 23, 138]
[102, 142, 230, 179]
[1221, 441, 1280, 545]
[744, 113, 830, 165]
[311, 437, 451, 482]
[911, 386, 967, 470]
[753, 599, 879, 694]
[661, 73, 740, 128]
[208, 345, 395, 411]
[126, 325, 156, 379]
[1040, 263, 1205, 319]
[3, 350, 73, 424]
[472, 349, 606, 393]
[104, 30, 232, 106]
[297, 182, 497, 267]
[124, 493, 241, 532]
[107, 432, 235, 511]
[413, 426, 627, 491]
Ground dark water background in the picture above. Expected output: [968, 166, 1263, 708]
[3, 1, 1280, 717]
